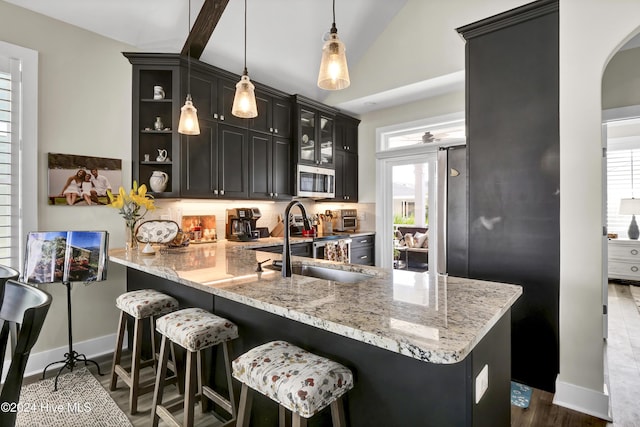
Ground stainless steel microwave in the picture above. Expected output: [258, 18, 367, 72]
[296, 164, 335, 198]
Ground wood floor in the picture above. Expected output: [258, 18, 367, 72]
[27, 282, 640, 426]
[510, 388, 606, 427]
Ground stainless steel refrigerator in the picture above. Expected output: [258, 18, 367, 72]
[436, 145, 468, 276]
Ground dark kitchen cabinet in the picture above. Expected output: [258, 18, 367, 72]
[336, 114, 359, 153]
[187, 68, 246, 128]
[181, 122, 248, 199]
[333, 114, 360, 202]
[250, 90, 292, 139]
[255, 243, 312, 258]
[181, 121, 216, 197]
[457, 0, 559, 392]
[248, 131, 292, 200]
[334, 150, 358, 202]
[350, 233, 375, 266]
[216, 124, 249, 198]
[125, 53, 181, 197]
[294, 95, 337, 168]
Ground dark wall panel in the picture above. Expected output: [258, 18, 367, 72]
[458, 0, 559, 392]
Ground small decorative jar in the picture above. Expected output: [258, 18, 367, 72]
[154, 116, 164, 131]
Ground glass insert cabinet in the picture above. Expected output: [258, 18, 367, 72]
[295, 95, 336, 168]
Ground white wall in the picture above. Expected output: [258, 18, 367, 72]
[0, 0, 135, 354]
[602, 46, 640, 110]
[556, 0, 640, 418]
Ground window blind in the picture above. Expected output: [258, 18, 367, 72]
[0, 61, 19, 268]
[607, 148, 640, 237]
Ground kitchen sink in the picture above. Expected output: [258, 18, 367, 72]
[265, 263, 374, 284]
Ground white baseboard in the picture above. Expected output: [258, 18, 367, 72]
[2, 331, 127, 381]
[553, 378, 612, 421]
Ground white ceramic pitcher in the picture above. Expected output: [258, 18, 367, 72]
[149, 171, 168, 192]
[156, 149, 167, 162]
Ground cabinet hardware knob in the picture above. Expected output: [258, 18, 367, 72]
[632, 266, 639, 272]
[275, 129, 278, 134]
[274, 193, 278, 197]
[220, 115, 225, 121]
[270, 127, 273, 132]
[213, 189, 218, 195]
[360, 240, 368, 243]
[220, 190, 225, 195]
[361, 255, 368, 259]
[269, 192, 273, 197]
[632, 249, 639, 255]
[213, 113, 218, 119]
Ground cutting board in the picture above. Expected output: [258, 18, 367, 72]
[270, 215, 284, 237]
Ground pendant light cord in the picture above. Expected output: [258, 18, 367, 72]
[332, 0, 336, 26]
[243, 0, 247, 74]
[188, 0, 192, 94]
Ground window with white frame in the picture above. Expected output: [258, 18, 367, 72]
[0, 60, 18, 267]
[0, 43, 38, 270]
[607, 147, 640, 237]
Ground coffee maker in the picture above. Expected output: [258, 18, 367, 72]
[226, 208, 261, 241]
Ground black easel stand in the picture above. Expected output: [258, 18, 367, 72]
[41, 280, 103, 391]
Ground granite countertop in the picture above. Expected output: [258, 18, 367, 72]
[109, 241, 521, 365]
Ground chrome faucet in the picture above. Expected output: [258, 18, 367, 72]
[282, 200, 311, 277]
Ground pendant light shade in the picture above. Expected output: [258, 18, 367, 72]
[178, 94, 200, 135]
[232, 69, 258, 118]
[317, 0, 350, 91]
[179, 0, 200, 135]
[232, 0, 258, 119]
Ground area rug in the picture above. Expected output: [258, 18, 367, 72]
[511, 381, 533, 408]
[15, 368, 132, 427]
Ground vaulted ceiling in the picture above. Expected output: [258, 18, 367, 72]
[7, 0, 639, 116]
[4, 0, 409, 111]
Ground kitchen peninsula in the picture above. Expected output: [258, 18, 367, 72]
[109, 242, 521, 426]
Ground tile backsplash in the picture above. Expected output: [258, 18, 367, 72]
[146, 199, 376, 239]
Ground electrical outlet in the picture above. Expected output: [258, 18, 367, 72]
[475, 364, 489, 404]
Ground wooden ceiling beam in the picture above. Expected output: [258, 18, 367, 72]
[181, 0, 229, 59]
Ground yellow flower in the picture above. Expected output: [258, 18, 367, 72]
[107, 180, 156, 224]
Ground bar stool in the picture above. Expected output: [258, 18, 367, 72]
[232, 340, 354, 427]
[151, 307, 238, 427]
[110, 289, 180, 414]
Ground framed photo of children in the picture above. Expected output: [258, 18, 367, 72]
[47, 153, 123, 206]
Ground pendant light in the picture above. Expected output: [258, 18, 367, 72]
[317, 0, 350, 90]
[178, 0, 200, 135]
[232, 0, 258, 118]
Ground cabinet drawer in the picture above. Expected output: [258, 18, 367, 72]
[351, 235, 374, 248]
[609, 242, 640, 260]
[608, 260, 640, 280]
[351, 246, 374, 266]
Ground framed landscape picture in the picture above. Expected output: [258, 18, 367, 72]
[47, 153, 122, 206]
[23, 230, 109, 284]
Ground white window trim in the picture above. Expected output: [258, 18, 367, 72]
[0, 41, 38, 270]
[376, 111, 465, 153]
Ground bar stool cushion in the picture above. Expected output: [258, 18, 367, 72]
[116, 289, 178, 319]
[156, 307, 238, 352]
[232, 341, 354, 418]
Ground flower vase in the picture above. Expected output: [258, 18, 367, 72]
[125, 221, 138, 253]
